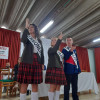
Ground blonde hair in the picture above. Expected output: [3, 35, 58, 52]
[51, 37, 58, 46]
[51, 37, 57, 41]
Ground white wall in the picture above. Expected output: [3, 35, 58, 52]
[41, 38, 51, 67]
[88, 49, 96, 77]
[20, 42, 24, 57]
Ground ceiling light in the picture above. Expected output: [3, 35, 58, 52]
[40, 20, 54, 33]
[41, 36, 45, 38]
[1, 26, 7, 29]
[16, 29, 21, 33]
[93, 38, 100, 42]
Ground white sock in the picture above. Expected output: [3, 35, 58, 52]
[54, 91, 60, 100]
[48, 92, 55, 100]
[20, 93, 26, 100]
[31, 92, 38, 100]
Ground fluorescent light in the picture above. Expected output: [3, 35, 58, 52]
[93, 38, 100, 42]
[41, 36, 45, 38]
[16, 29, 21, 33]
[1, 26, 7, 29]
[40, 20, 54, 33]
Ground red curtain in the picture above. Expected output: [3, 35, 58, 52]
[94, 48, 100, 83]
[0, 28, 20, 68]
[76, 47, 90, 72]
[59, 43, 90, 72]
[59, 43, 66, 51]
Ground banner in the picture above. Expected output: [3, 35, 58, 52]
[0, 46, 9, 59]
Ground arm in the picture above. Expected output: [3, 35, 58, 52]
[1, 71, 8, 75]
[48, 39, 61, 54]
[62, 49, 73, 60]
[38, 39, 44, 65]
[21, 18, 30, 44]
[1, 71, 12, 75]
[14, 65, 18, 75]
[77, 61, 81, 73]
[41, 45, 44, 65]
[21, 28, 30, 44]
[76, 52, 81, 73]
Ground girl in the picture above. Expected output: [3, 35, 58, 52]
[45, 33, 67, 100]
[17, 18, 44, 100]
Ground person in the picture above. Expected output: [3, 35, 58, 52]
[12, 57, 21, 92]
[17, 18, 44, 100]
[2, 62, 12, 80]
[1, 62, 12, 92]
[5, 62, 10, 68]
[45, 33, 67, 100]
[62, 37, 81, 100]
[14, 57, 21, 81]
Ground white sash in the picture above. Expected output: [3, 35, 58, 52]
[27, 35, 41, 57]
[64, 46, 71, 52]
[64, 46, 78, 69]
[57, 50, 64, 63]
[71, 52, 78, 69]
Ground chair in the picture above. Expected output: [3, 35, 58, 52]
[0, 67, 15, 98]
[11, 82, 20, 96]
[8, 69, 20, 96]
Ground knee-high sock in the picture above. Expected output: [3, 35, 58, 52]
[20, 93, 26, 100]
[31, 92, 38, 100]
[54, 91, 60, 100]
[48, 92, 55, 100]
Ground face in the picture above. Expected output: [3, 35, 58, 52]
[18, 58, 21, 64]
[66, 38, 73, 46]
[28, 25, 35, 34]
[6, 62, 10, 67]
[51, 38, 57, 47]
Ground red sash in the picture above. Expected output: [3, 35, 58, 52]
[65, 56, 75, 65]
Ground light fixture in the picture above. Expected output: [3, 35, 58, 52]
[41, 36, 45, 38]
[93, 38, 100, 42]
[1, 26, 7, 29]
[40, 20, 54, 33]
[16, 29, 21, 33]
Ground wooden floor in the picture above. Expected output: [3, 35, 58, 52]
[0, 84, 100, 100]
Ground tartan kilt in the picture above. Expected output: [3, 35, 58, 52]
[45, 66, 67, 85]
[17, 54, 43, 84]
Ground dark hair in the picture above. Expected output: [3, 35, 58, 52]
[30, 24, 42, 44]
[30, 24, 40, 38]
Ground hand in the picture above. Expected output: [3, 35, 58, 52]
[58, 32, 63, 40]
[25, 18, 30, 29]
[78, 72, 81, 74]
[42, 65, 44, 70]
[70, 46, 76, 52]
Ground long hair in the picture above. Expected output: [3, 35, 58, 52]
[30, 24, 40, 39]
[30, 24, 43, 44]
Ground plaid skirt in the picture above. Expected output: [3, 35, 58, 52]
[45, 66, 67, 85]
[17, 54, 43, 84]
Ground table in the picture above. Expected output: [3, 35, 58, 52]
[77, 72, 99, 94]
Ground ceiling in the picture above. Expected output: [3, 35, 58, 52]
[0, 0, 100, 48]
